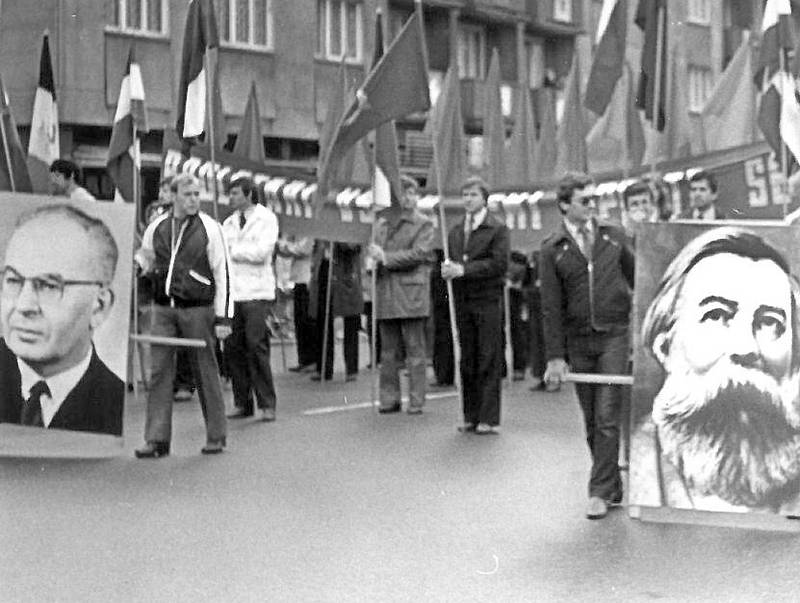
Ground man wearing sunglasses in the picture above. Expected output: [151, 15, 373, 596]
[540, 172, 635, 519]
[0, 204, 123, 436]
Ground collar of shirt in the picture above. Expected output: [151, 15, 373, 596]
[240, 205, 256, 221]
[694, 205, 716, 220]
[563, 218, 593, 244]
[17, 348, 93, 428]
[465, 207, 487, 232]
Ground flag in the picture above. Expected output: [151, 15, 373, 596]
[0, 74, 33, 193]
[316, 58, 348, 190]
[585, 0, 628, 116]
[758, 72, 800, 170]
[27, 32, 59, 193]
[555, 55, 587, 174]
[107, 46, 148, 204]
[534, 88, 558, 181]
[635, 0, 667, 131]
[176, 0, 219, 141]
[698, 40, 759, 153]
[643, 48, 692, 164]
[233, 82, 265, 163]
[426, 67, 465, 193]
[371, 9, 402, 208]
[319, 8, 430, 193]
[482, 48, 505, 189]
[587, 64, 644, 173]
[504, 84, 537, 186]
[754, 0, 794, 86]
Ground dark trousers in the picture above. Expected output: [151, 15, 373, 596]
[567, 331, 628, 499]
[456, 297, 503, 426]
[528, 289, 545, 379]
[509, 289, 528, 372]
[316, 314, 359, 379]
[145, 305, 226, 444]
[432, 301, 454, 385]
[379, 318, 427, 409]
[363, 301, 382, 364]
[293, 283, 317, 367]
[227, 300, 277, 413]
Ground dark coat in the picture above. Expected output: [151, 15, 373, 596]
[0, 339, 124, 436]
[677, 205, 733, 220]
[447, 212, 510, 303]
[374, 208, 435, 319]
[539, 219, 634, 360]
[310, 242, 364, 318]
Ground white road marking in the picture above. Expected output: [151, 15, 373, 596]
[303, 390, 458, 416]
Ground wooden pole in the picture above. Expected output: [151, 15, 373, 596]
[0, 110, 16, 192]
[205, 49, 219, 221]
[779, 49, 790, 218]
[320, 242, 335, 380]
[648, 4, 665, 181]
[369, 143, 380, 409]
[131, 125, 141, 398]
[503, 282, 513, 386]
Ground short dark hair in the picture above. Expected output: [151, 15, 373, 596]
[622, 180, 654, 210]
[49, 159, 81, 182]
[400, 175, 419, 193]
[229, 176, 254, 198]
[556, 172, 594, 209]
[461, 176, 489, 201]
[642, 227, 800, 373]
[689, 169, 718, 193]
[15, 203, 119, 283]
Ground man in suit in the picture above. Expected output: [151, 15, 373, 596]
[540, 172, 635, 520]
[0, 204, 123, 436]
[441, 176, 509, 435]
[680, 170, 730, 220]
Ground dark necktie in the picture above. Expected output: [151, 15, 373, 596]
[239, 212, 247, 230]
[577, 224, 594, 260]
[21, 380, 49, 427]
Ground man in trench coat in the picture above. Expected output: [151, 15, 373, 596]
[367, 176, 435, 414]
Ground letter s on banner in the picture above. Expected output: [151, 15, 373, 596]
[744, 157, 768, 208]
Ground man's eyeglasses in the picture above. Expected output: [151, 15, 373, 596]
[0, 267, 106, 305]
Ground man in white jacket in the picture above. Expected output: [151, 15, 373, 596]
[222, 176, 279, 421]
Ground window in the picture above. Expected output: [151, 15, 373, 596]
[316, 0, 364, 62]
[688, 65, 713, 112]
[553, 0, 573, 23]
[688, 0, 711, 25]
[218, 0, 274, 49]
[458, 24, 486, 79]
[525, 37, 545, 89]
[110, 0, 167, 35]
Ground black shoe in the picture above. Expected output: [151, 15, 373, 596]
[606, 490, 624, 506]
[134, 441, 170, 459]
[201, 438, 226, 455]
[457, 423, 476, 433]
[378, 403, 401, 414]
[345, 373, 358, 382]
[227, 409, 254, 419]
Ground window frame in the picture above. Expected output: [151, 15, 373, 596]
[457, 23, 486, 80]
[316, 0, 364, 64]
[219, 0, 275, 52]
[688, 65, 713, 112]
[107, 0, 169, 38]
[552, 0, 573, 24]
[525, 36, 545, 89]
[687, 0, 712, 25]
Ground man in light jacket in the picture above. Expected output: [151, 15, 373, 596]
[222, 176, 279, 422]
[366, 176, 434, 414]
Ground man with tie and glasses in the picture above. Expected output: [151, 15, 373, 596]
[0, 204, 123, 436]
[540, 172, 635, 519]
[441, 176, 509, 435]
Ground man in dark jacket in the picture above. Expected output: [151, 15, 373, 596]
[679, 170, 731, 220]
[540, 172, 635, 519]
[367, 176, 434, 414]
[442, 176, 510, 435]
[134, 174, 233, 458]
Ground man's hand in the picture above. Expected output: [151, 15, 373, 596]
[215, 324, 232, 340]
[441, 260, 465, 280]
[544, 358, 569, 388]
[366, 243, 385, 264]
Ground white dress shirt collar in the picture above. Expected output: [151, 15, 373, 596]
[563, 218, 593, 243]
[465, 207, 487, 231]
[17, 348, 93, 428]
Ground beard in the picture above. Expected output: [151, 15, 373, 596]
[653, 360, 800, 509]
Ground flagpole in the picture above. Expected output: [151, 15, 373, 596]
[320, 242, 335, 381]
[0, 114, 16, 192]
[369, 141, 379, 410]
[205, 49, 219, 221]
[131, 123, 141, 399]
[648, 3, 665, 181]
[779, 49, 790, 218]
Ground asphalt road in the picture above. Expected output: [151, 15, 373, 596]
[2, 343, 800, 602]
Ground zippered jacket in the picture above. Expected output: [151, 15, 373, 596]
[139, 211, 233, 321]
[539, 219, 634, 360]
[222, 204, 279, 302]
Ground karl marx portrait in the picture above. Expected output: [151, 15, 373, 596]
[0, 204, 124, 436]
[633, 227, 800, 514]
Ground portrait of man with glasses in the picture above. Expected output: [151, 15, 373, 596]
[0, 204, 124, 436]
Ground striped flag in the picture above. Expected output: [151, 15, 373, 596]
[755, 0, 800, 171]
[635, 0, 667, 131]
[585, 0, 627, 116]
[27, 32, 59, 193]
[0, 74, 33, 192]
[371, 9, 402, 208]
[106, 46, 148, 203]
[176, 0, 219, 142]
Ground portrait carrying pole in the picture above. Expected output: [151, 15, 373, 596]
[131, 122, 141, 397]
[320, 241, 335, 381]
[0, 109, 16, 192]
[648, 3, 665, 182]
[205, 48, 219, 221]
